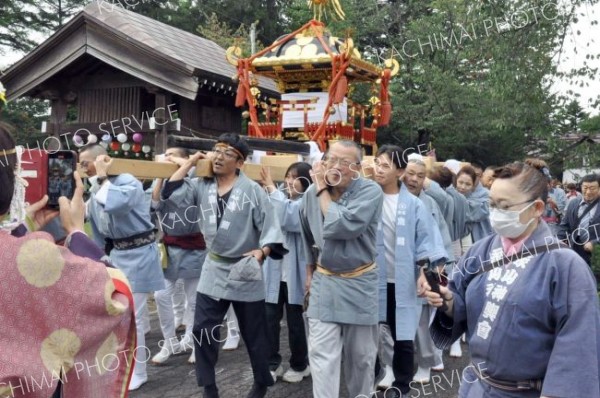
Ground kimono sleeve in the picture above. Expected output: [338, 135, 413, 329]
[66, 231, 112, 267]
[415, 200, 448, 266]
[95, 174, 144, 215]
[88, 207, 108, 249]
[270, 190, 302, 234]
[252, 186, 288, 260]
[322, 182, 383, 239]
[450, 186, 489, 223]
[541, 253, 600, 398]
[156, 178, 201, 235]
[425, 180, 451, 218]
[160, 178, 200, 209]
[432, 202, 455, 263]
[430, 249, 476, 349]
[299, 198, 317, 266]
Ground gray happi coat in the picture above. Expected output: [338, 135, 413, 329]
[300, 177, 383, 325]
[161, 172, 286, 302]
[88, 174, 164, 293]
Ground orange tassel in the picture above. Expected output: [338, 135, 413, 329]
[380, 101, 392, 126]
[334, 75, 347, 104]
[235, 83, 246, 107]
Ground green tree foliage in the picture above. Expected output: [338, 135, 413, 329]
[0, 0, 41, 53]
[551, 110, 600, 170]
[580, 114, 600, 133]
[34, 0, 90, 28]
[0, 0, 89, 54]
[559, 99, 590, 133]
[196, 12, 263, 56]
[0, 98, 49, 147]
[132, 0, 203, 33]
[288, 0, 598, 166]
[190, 0, 289, 45]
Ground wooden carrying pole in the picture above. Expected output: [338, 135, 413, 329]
[103, 158, 291, 181]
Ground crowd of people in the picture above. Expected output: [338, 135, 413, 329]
[1, 123, 600, 398]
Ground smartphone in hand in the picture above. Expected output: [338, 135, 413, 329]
[424, 268, 448, 312]
[47, 151, 77, 208]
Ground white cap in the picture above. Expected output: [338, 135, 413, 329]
[444, 159, 461, 174]
[407, 153, 423, 162]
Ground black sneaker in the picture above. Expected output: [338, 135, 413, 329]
[245, 382, 268, 398]
[203, 384, 219, 398]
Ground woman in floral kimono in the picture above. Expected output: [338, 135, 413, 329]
[0, 121, 135, 398]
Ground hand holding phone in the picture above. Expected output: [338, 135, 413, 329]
[47, 151, 78, 208]
[423, 266, 449, 312]
[58, 171, 86, 234]
[417, 260, 448, 312]
[25, 195, 59, 231]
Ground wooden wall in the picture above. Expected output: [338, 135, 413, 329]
[78, 87, 141, 123]
[180, 91, 242, 135]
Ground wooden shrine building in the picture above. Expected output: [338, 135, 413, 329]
[1, 3, 278, 153]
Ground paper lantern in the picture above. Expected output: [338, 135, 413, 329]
[101, 134, 112, 143]
[87, 134, 98, 144]
[110, 141, 120, 151]
[121, 143, 131, 151]
[142, 145, 151, 153]
[132, 133, 143, 143]
[117, 133, 128, 143]
[73, 135, 84, 146]
[132, 143, 142, 153]
[99, 141, 108, 149]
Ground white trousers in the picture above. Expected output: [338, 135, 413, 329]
[155, 278, 199, 342]
[172, 279, 186, 320]
[132, 293, 149, 378]
[308, 318, 378, 398]
[378, 323, 395, 367]
[140, 298, 151, 333]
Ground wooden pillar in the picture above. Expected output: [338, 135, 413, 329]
[152, 90, 171, 154]
[48, 92, 68, 152]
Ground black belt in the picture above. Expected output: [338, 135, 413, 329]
[472, 363, 543, 392]
[105, 230, 156, 253]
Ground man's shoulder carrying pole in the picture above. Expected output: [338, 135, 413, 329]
[97, 158, 291, 181]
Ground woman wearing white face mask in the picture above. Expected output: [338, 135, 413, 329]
[422, 158, 600, 398]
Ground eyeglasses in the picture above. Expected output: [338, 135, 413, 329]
[489, 199, 533, 211]
[324, 155, 357, 168]
[211, 147, 239, 160]
[582, 185, 599, 192]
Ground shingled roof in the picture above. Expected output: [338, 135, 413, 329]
[2, 2, 277, 100]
